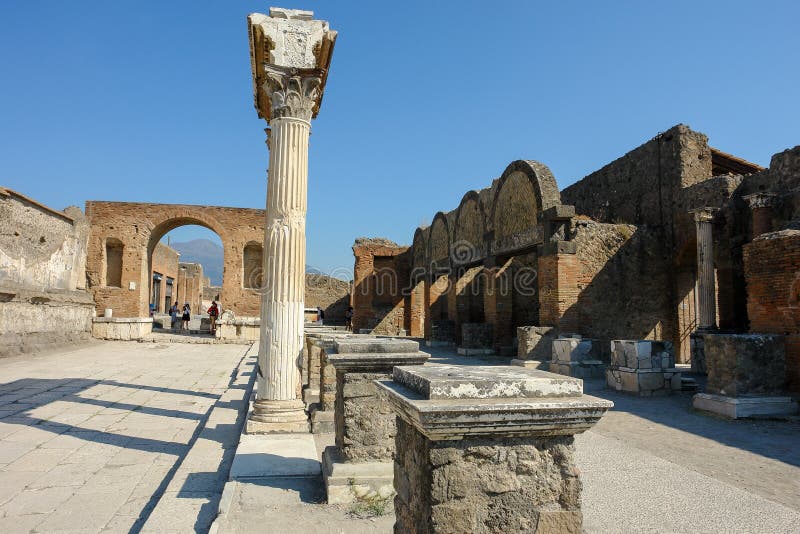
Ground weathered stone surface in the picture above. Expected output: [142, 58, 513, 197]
[335, 371, 395, 462]
[393, 417, 583, 534]
[610, 340, 674, 370]
[461, 323, 493, 350]
[517, 326, 557, 361]
[704, 333, 787, 397]
[334, 338, 418, 354]
[606, 367, 682, 396]
[91, 317, 153, 340]
[393, 364, 583, 400]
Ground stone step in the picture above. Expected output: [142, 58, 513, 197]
[681, 377, 699, 392]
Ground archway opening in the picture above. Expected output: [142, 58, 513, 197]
[148, 224, 224, 328]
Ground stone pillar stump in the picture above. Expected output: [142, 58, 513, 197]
[378, 365, 612, 533]
[693, 333, 798, 418]
[322, 339, 428, 504]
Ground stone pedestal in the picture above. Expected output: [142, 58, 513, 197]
[549, 337, 605, 378]
[303, 332, 358, 410]
[245, 8, 337, 433]
[377, 365, 612, 533]
[512, 325, 556, 369]
[606, 340, 681, 396]
[427, 320, 456, 347]
[322, 342, 428, 504]
[457, 323, 494, 356]
[693, 333, 798, 418]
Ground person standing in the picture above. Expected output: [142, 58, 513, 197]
[207, 301, 219, 335]
[317, 306, 325, 325]
[181, 302, 191, 331]
[345, 306, 353, 331]
[169, 301, 179, 331]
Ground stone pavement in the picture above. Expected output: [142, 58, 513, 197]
[216, 345, 800, 534]
[0, 340, 256, 533]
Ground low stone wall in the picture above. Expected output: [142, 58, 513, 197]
[606, 340, 681, 396]
[0, 288, 94, 357]
[215, 316, 260, 342]
[92, 317, 153, 340]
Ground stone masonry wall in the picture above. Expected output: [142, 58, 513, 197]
[334, 370, 395, 461]
[743, 230, 800, 392]
[563, 220, 672, 358]
[394, 417, 581, 534]
[351, 238, 410, 335]
[0, 189, 93, 357]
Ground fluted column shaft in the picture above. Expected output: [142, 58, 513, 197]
[693, 210, 717, 329]
[259, 116, 310, 401]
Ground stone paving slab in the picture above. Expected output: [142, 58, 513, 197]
[0, 340, 254, 533]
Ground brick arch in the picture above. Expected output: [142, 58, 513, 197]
[428, 212, 450, 270]
[453, 191, 486, 264]
[412, 227, 428, 275]
[85, 201, 264, 317]
[490, 160, 561, 240]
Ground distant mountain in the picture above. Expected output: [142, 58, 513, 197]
[168, 238, 324, 286]
[170, 239, 224, 286]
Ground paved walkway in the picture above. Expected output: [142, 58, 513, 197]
[0, 341, 255, 533]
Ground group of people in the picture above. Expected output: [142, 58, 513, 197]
[167, 300, 220, 335]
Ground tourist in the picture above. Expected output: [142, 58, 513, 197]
[181, 303, 191, 331]
[207, 301, 219, 335]
[169, 301, 179, 331]
[149, 302, 155, 317]
[345, 306, 353, 331]
[317, 306, 325, 325]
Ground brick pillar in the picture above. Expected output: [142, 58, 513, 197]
[409, 279, 426, 338]
[744, 193, 777, 239]
[537, 242, 579, 332]
[351, 249, 375, 333]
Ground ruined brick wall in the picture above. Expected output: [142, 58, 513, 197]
[151, 243, 178, 313]
[351, 238, 410, 334]
[177, 262, 204, 314]
[743, 231, 800, 392]
[563, 220, 673, 356]
[0, 189, 93, 356]
[561, 124, 712, 234]
[85, 201, 264, 317]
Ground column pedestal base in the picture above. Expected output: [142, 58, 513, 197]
[693, 393, 798, 419]
[246, 399, 309, 434]
[322, 446, 394, 505]
[510, 358, 550, 370]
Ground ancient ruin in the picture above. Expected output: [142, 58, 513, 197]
[1, 4, 799, 534]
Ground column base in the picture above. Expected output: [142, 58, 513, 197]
[693, 393, 798, 419]
[510, 358, 550, 370]
[246, 398, 309, 434]
[321, 446, 394, 505]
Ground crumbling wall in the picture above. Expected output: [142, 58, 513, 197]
[351, 238, 410, 335]
[743, 230, 800, 392]
[564, 219, 673, 354]
[0, 188, 93, 356]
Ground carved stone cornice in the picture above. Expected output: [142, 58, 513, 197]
[743, 192, 777, 210]
[261, 65, 325, 122]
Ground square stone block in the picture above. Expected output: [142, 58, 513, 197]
[552, 338, 602, 364]
[606, 368, 681, 396]
[693, 393, 798, 419]
[610, 340, 674, 370]
[516, 326, 556, 360]
[703, 333, 787, 397]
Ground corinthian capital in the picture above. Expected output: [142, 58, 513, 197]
[247, 8, 337, 123]
[262, 65, 325, 121]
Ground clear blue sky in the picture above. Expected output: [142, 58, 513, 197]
[2, 1, 799, 274]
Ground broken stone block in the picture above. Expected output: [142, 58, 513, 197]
[377, 365, 612, 533]
[321, 342, 428, 504]
[610, 340, 674, 370]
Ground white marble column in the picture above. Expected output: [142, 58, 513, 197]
[245, 8, 337, 433]
[692, 208, 718, 330]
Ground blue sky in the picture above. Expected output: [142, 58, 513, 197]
[2, 1, 799, 274]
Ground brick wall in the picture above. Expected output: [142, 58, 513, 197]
[351, 239, 410, 335]
[85, 201, 264, 317]
[743, 230, 800, 392]
[151, 243, 179, 313]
